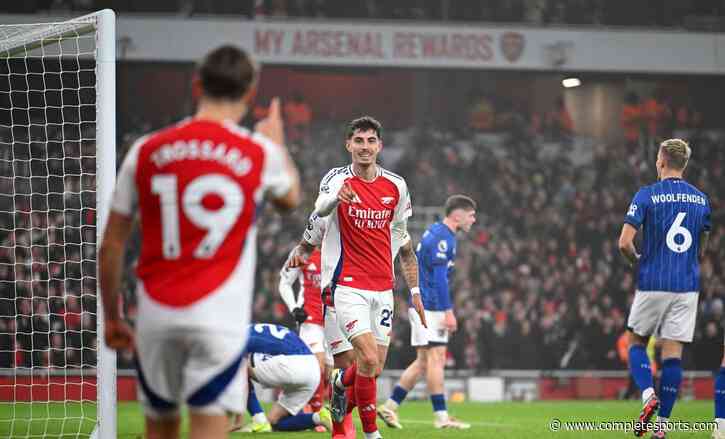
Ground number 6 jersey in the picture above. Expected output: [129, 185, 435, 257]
[110, 119, 293, 334]
[624, 177, 711, 292]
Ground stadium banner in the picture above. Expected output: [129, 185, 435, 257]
[0, 14, 723, 73]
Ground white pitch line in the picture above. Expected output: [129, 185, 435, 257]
[398, 419, 521, 428]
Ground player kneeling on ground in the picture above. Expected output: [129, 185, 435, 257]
[230, 323, 332, 433]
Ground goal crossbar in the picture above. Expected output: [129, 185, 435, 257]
[0, 14, 98, 59]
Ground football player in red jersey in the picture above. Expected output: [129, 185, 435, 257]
[279, 247, 329, 414]
[308, 116, 425, 439]
[99, 45, 300, 439]
[290, 208, 415, 439]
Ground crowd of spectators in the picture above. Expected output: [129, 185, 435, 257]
[387, 124, 724, 372]
[0, 122, 99, 371]
[6, 0, 725, 31]
[237, 93, 724, 373]
[1, 85, 723, 375]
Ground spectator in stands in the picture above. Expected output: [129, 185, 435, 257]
[1, 80, 723, 374]
[545, 97, 574, 140]
[468, 93, 496, 132]
[284, 92, 313, 144]
[621, 92, 643, 148]
[642, 90, 671, 142]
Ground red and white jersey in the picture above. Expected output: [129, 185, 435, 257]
[315, 165, 412, 292]
[279, 249, 323, 326]
[110, 119, 292, 335]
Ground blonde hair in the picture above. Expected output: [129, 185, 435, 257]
[660, 138, 691, 170]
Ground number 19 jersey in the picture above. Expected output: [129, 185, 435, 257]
[624, 177, 711, 292]
[110, 119, 292, 334]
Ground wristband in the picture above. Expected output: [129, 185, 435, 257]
[410, 287, 421, 296]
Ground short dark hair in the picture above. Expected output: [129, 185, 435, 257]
[198, 45, 256, 100]
[346, 116, 382, 140]
[445, 195, 476, 216]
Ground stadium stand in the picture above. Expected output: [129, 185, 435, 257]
[5, 86, 720, 373]
[10, 0, 725, 31]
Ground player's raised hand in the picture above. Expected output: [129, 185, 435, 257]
[412, 294, 427, 328]
[255, 97, 285, 146]
[444, 309, 457, 333]
[288, 244, 311, 268]
[104, 319, 135, 351]
[337, 181, 359, 204]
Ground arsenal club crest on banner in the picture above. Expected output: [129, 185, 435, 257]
[500, 32, 525, 62]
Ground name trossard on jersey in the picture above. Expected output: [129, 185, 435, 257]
[110, 119, 291, 334]
[625, 177, 711, 292]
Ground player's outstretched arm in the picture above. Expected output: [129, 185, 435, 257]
[98, 211, 136, 350]
[256, 98, 301, 211]
[289, 212, 326, 268]
[398, 239, 419, 290]
[279, 253, 301, 313]
[315, 181, 357, 217]
[618, 223, 640, 267]
[288, 240, 316, 268]
[399, 239, 427, 328]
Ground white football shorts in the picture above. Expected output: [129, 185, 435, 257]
[409, 308, 449, 347]
[299, 322, 326, 355]
[135, 327, 247, 419]
[324, 305, 353, 362]
[250, 353, 320, 415]
[334, 286, 394, 347]
[627, 290, 698, 342]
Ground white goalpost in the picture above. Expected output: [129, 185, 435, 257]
[0, 10, 116, 438]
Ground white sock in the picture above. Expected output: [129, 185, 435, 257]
[435, 410, 449, 423]
[312, 412, 321, 425]
[642, 387, 655, 404]
[385, 399, 399, 410]
[716, 418, 725, 431]
[364, 431, 382, 439]
[253, 413, 268, 424]
[335, 372, 345, 390]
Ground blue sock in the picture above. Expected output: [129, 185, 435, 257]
[274, 413, 316, 431]
[431, 393, 447, 413]
[391, 385, 409, 406]
[716, 367, 725, 419]
[628, 345, 654, 393]
[658, 358, 682, 418]
[246, 386, 264, 416]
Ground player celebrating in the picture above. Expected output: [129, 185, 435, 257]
[618, 139, 710, 438]
[290, 208, 412, 438]
[99, 45, 300, 439]
[279, 246, 328, 413]
[229, 323, 332, 433]
[312, 116, 425, 439]
[379, 195, 476, 430]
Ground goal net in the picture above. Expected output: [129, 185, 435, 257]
[0, 10, 116, 439]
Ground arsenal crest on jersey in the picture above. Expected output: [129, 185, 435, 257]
[500, 32, 525, 63]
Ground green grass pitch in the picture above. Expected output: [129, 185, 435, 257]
[0, 400, 715, 438]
